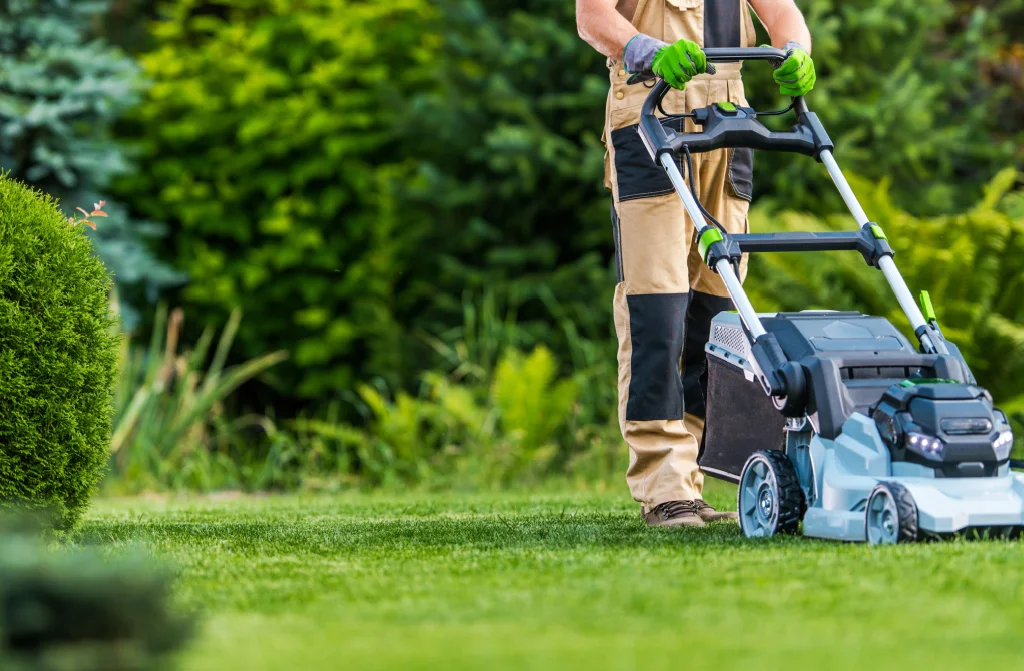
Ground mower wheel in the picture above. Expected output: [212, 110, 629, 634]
[865, 482, 918, 545]
[738, 450, 805, 538]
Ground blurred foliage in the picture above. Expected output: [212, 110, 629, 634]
[112, 0, 1023, 414]
[0, 525, 193, 671]
[108, 305, 287, 493]
[745, 0, 1023, 213]
[0, 175, 119, 530]
[0, 0, 182, 326]
[114, 0, 440, 402]
[747, 169, 1024, 451]
[101, 292, 623, 492]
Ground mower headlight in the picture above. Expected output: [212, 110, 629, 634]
[906, 432, 945, 461]
[992, 429, 1014, 461]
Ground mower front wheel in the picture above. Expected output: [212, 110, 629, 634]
[738, 450, 805, 538]
[865, 482, 918, 545]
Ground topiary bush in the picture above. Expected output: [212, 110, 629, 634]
[0, 174, 119, 529]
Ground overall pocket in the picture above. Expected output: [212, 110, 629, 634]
[727, 147, 754, 201]
[664, 0, 704, 45]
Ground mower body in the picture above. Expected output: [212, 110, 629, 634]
[702, 311, 1024, 541]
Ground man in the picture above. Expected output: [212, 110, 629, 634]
[576, 0, 816, 527]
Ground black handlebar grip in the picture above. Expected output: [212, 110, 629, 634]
[705, 63, 717, 75]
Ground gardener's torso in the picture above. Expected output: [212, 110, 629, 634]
[605, 0, 756, 135]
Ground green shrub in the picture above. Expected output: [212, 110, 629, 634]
[745, 0, 1022, 213]
[283, 344, 607, 488]
[114, 0, 439, 399]
[0, 175, 119, 529]
[0, 526, 194, 671]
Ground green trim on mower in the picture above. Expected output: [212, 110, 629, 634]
[698, 228, 724, 263]
[869, 224, 886, 240]
[919, 290, 937, 322]
[898, 378, 958, 387]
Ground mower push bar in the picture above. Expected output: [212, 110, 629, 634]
[638, 46, 948, 401]
[638, 49, 833, 161]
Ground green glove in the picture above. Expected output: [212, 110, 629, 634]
[652, 38, 707, 90]
[623, 35, 707, 89]
[773, 41, 815, 97]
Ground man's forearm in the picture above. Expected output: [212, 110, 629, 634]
[576, 0, 639, 60]
[749, 0, 811, 52]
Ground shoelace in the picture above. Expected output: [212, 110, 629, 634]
[693, 500, 716, 512]
[655, 500, 700, 519]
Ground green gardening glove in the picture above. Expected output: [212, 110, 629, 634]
[652, 38, 707, 90]
[624, 35, 707, 89]
[772, 41, 816, 97]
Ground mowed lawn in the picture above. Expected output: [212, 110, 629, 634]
[83, 483, 1024, 671]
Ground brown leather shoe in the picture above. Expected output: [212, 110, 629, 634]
[694, 499, 739, 523]
[642, 501, 705, 528]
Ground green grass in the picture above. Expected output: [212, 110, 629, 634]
[82, 482, 1024, 671]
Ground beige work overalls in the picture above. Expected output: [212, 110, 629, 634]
[604, 0, 757, 511]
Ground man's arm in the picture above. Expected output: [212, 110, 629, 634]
[748, 0, 812, 52]
[576, 0, 638, 60]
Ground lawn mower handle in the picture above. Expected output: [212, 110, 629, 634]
[638, 47, 825, 162]
[638, 45, 952, 399]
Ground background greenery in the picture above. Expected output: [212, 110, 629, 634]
[1, 0, 1022, 492]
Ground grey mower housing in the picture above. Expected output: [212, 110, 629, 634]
[637, 47, 1024, 544]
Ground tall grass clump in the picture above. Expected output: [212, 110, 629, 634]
[108, 306, 287, 492]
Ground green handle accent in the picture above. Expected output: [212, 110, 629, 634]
[900, 377, 956, 387]
[698, 228, 724, 263]
[919, 290, 936, 322]
[717, 101, 737, 112]
[869, 224, 887, 240]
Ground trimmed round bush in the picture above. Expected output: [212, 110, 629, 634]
[0, 175, 119, 529]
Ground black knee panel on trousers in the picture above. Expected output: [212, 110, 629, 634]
[682, 290, 735, 419]
[625, 293, 688, 422]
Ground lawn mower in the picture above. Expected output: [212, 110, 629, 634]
[638, 46, 1024, 544]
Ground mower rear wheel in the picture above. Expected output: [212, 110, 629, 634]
[738, 450, 805, 538]
[866, 482, 918, 545]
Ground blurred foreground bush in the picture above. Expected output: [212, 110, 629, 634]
[0, 175, 119, 529]
[0, 527, 193, 671]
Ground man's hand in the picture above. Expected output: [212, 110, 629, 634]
[653, 39, 707, 89]
[773, 41, 815, 97]
[624, 36, 707, 89]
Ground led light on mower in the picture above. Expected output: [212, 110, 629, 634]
[906, 432, 944, 461]
[992, 429, 1015, 461]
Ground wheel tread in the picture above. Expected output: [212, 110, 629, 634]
[738, 449, 805, 536]
[867, 481, 919, 544]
